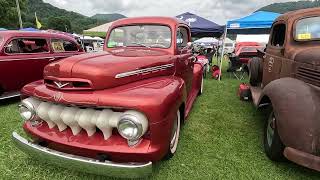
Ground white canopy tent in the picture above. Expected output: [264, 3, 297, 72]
[236, 34, 269, 44]
[83, 22, 113, 33]
[194, 37, 219, 44]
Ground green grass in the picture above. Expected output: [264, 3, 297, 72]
[0, 59, 319, 179]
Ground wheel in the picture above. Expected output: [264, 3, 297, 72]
[198, 75, 204, 95]
[164, 110, 181, 159]
[249, 57, 262, 86]
[263, 109, 285, 161]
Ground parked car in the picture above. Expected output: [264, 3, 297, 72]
[248, 7, 320, 171]
[235, 45, 264, 64]
[234, 41, 260, 53]
[0, 31, 84, 100]
[223, 42, 235, 54]
[12, 17, 205, 178]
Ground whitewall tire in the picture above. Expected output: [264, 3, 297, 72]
[165, 110, 181, 159]
[198, 75, 204, 95]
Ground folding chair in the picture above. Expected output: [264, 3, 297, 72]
[227, 55, 248, 80]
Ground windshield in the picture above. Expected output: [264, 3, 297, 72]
[107, 25, 171, 49]
[295, 16, 320, 41]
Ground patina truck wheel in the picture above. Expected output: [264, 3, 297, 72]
[165, 110, 181, 159]
[263, 110, 285, 161]
[249, 57, 262, 86]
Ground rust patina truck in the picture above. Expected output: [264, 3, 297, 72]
[12, 17, 205, 178]
[248, 7, 320, 171]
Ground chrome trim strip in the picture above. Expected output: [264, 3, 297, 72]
[0, 56, 71, 62]
[12, 132, 152, 178]
[0, 92, 20, 100]
[115, 63, 174, 79]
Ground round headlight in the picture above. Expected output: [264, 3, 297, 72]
[117, 111, 148, 141]
[18, 102, 36, 121]
[18, 98, 40, 122]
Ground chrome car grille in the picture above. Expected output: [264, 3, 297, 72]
[25, 97, 123, 140]
[44, 79, 92, 90]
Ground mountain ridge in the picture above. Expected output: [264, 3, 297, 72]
[257, 1, 320, 14]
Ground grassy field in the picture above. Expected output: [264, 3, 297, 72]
[0, 61, 320, 179]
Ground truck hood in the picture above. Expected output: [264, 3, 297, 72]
[44, 49, 175, 90]
[294, 47, 320, 66]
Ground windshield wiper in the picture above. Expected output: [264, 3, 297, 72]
[130, 42, 150, 48]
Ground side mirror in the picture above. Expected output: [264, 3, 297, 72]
[4, 44, 12, 49]
[187, 42, 193, 49]
[180, 42, 193, 52]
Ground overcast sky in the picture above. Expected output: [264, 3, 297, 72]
[44, 0, 298, 24]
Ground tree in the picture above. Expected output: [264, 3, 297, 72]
[0, 0, 26, 29]
[47, 16, 71, 32]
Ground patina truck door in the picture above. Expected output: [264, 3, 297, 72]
[176, 26, 193, 95]
[262, 22, 286, 86]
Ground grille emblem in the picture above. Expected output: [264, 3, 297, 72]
[53, 92, 63, 102]
[54, 81, 69, 89]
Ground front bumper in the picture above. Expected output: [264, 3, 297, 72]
[284, 147, 320, 171]
[12, 132, 152, 178]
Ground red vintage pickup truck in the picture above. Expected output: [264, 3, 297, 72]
[0, 31, 84, 100]
[12, 17, 205, 178]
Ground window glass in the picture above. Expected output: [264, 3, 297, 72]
[295, 16, 320, 41]
[107, 25, 171, 48]
[5, 38, 49, 54]
[176, 27, 189, 48]
[271, 24, 286, 47]
[51, 39, 78, 52]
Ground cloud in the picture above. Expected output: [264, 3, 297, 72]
[44, 0, 297, 24]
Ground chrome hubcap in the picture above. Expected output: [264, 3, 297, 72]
[267, 113, 275, 147]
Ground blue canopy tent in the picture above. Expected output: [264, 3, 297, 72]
[227, 11, 281, 34]
[218, 11, 281, 80]
[176, 12, 224, 38]
[20, 27, 40, 32]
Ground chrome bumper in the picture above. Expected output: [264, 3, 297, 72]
[12, 132, 152, 178]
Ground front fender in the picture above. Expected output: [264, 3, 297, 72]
[260, 78, 320, 154]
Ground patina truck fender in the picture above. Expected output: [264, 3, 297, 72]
[258, 77, 320, 154]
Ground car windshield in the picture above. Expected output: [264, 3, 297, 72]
[295, 16, 320, 41]
[107, 25, 171, 49]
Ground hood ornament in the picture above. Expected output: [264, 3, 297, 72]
[54, 81, 69, 89]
